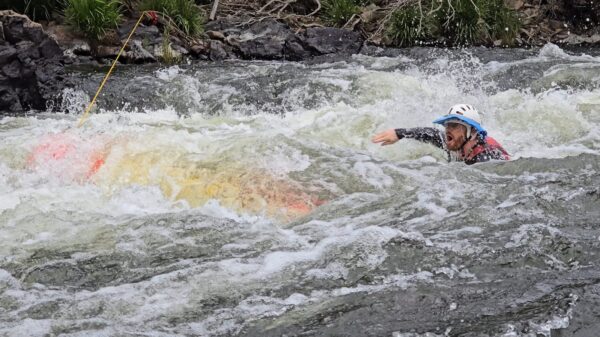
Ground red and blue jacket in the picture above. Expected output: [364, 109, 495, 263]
[394, 127, 510, 165]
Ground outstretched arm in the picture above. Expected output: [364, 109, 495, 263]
[372, 127, 445, 149]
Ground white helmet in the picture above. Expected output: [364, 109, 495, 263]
[433, 104, 487, 139]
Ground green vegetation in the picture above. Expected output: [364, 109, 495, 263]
[139, 0, 204, 36]
[387, 2, 438, 47]
[486, 0, 521, 45]
[322, 0, 361, 27]
[387, 0, 521, 47]
[65, 0, 122, 40]
[160, 27, 182, 64]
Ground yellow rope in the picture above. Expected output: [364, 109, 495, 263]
[77, 11, 149, 127]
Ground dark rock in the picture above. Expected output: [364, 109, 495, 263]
[0, 22, 4, 41]
[120, 22, 162, 45]
[189, 40, 209, 57]
[95, 45, 119, 59]
[238, 36, 285, 59]
[207, 30, 225, 41]
[0, 44, 17, 64]
[209, 40, 229, 61]
[304, 27, 363, 55]
[0, 10, 67, 113]
[39, 37, 62, 58]
[284, 36, 311, 61]
[171, 43, 189, 56]
[205, 18, 245, 35]
[16, 41, 39, 61]
[0, 10, 46, 44]
[125, 39, 156, 63]
[68, 40, 92, 56]
[0, 87, 22, 111]
[234, 19, 296, 60]
[2, 59, 21, 79]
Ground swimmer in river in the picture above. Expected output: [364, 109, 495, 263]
[371, 104, 510, 165]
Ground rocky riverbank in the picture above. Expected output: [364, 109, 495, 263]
[0, 11, 66, 112]
[1, 0, 600, 114]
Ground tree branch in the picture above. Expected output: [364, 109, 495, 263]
[210, 0, 220, 20]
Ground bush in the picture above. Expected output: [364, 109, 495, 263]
[486, 0, 520, 46]
[139, 0, 204, 36]
[322, 0, 360, 27]
[439, 0, 489, 45]
[386, 0, 520, 47]
[65, 0, 122, 40]
[387, 2, 438, 47]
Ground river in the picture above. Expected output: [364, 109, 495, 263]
[0, 44, 599, 337]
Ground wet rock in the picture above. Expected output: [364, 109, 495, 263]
[125, 39, 156, 63]
[236, 19, 294, 60]
[209, 40, 229, 61]
[0, 44, 17, 64]
[304, 27, 363, 55]
[0, 10, 66, 113]
[202, 18, 364, 61]
[2, 59, 21, 78]
[46, 23, 91, 62]
[189, 39, 210, 57]
[561, 34, 600, 45]
[118, 20, 162, 44]
[285, 36, 312, 61]
[204, 18, 245, 35]
[207, 30, 225, 41]
[95, 45, 119, 59]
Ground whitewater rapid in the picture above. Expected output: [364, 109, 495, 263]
[0, 44, 599, 337]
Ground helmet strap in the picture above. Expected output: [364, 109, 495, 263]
[459, 128, 476, 156]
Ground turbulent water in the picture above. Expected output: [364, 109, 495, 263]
[1, 44, 600, 337]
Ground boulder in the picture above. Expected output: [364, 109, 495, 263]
[303, 27, 363, 55]
[125, 39, 156, 63]
[0, 10, 67, 113]
[203, 17, 366, 61]
[209, 40, 229, 61]
[235, 19, 294, 60]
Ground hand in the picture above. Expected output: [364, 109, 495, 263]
[371, 129, 399, 146]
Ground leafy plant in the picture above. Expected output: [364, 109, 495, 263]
[486, 0, 520, 46]
[386, 0, 520, 47]
[439, 0, 489, 45]
[138, 0, 204, 36]
[322, 0, 360, 27]
[65, 0, 122, 40]
[159, 27, 182, 64]
[387, 2, 438, 47]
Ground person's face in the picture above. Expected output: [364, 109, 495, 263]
[444, 122, 467, 151]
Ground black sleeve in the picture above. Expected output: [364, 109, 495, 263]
[395, 127, 445, 149]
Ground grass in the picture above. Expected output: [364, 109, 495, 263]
[440, 0, 490, 46]
[486, 0, 521, 46]
[322, 0, 361, 27]
[387, 2, 438, 47]
[387, 0, 521, 47]
[139, 0, 204, 36]
[65, 0, 122, 40]
[160, 27, 182, 64]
